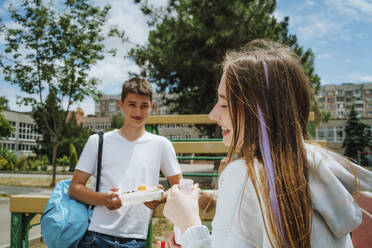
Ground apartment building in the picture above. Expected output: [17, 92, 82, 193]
[316, 83, 372, 119]
[94, 94, 122, 117]
[315, 83, 372, 158]
[0, 110, 42, 157]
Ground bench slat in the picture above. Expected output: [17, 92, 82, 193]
[173, 141, 228, 153]
[10, 195, 49, 213]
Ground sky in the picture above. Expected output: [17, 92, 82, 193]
[1, 0, 372, 115]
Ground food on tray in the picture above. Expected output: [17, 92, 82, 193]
[137, 184, 147, 191]
[120, 184, 163, 205]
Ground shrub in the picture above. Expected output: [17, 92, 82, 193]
[69, 143, 78, 172]
[57, 156, 69, 172]
[17, 156, 29, 171]
[40, 155, 49, 172]
[0, 149, 17, 171]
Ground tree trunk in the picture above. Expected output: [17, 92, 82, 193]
[51, 135, 58, 187]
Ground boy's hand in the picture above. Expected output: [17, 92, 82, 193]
[103, 188, 122, 210]
[144, 184, 165, 209]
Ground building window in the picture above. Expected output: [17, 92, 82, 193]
[336, 90, 344, 96]
[336, 97, 344, 102]
[335, 127, 343, 141]
[337, 111, 344, 118]
[327, 98, 335, 103]
[355, 104, 364, 108]
[317, 127, 325, 139]
[327, 127, 335, 141]
[354, 89, 362, 95]
[327, 91, 335, 96]
[327, 105, 335, 110]
[345, 98, 352, 102]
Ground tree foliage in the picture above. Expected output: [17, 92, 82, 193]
[33, 91, 92, 162]
[110, 114, 124, 130]
[69, 143, 78, 172]
[0, 0, 110, 186]
[343, 105, 372, 165]
[0, 96, 14, 138]
[130, 0, 321, 136]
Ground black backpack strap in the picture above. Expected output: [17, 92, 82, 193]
[96, 131, 104, 192]
[90, 131, 103, 210]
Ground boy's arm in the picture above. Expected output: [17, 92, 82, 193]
[167, 173, 183, 186]
[69, 169, 122, 210]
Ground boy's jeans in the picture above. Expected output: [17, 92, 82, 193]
[78, 231, 146, 248]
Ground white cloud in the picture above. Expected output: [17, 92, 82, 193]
[325, 0, 372, 22]
[305, 0, 316, 6]
[297, 18, 341, 41]
[344, 59, 352, 63]
[317, 53, 333, 59]
[348, 73, 372, 82]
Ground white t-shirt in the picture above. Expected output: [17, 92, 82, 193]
[180, 143, 372, 248]
[75, 129, 181, 239]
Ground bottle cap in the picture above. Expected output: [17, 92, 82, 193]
[179, 178, 193, 190]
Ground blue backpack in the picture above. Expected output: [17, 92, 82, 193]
[41, 132, 103, 248]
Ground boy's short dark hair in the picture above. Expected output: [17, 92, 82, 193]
[121, 77, 153, 102]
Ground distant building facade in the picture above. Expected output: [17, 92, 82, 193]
[316, 82, 372, 119]
[315, 82, 372, 158]
[0, 110, 42, 157]
[95, 94, 122, 117]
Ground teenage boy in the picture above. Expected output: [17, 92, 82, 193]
[69, 77, 182, 248]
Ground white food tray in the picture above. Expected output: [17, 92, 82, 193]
[120, 188, 163, 205]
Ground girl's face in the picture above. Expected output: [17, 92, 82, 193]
[209, 76, 234, 147]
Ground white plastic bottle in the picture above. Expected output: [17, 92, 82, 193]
[173, 178, 194, 245]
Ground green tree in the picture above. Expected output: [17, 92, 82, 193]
[343, 105, 372, 165]
[110, 114, 124, 130]
[0, 0, 110, 186]
[0, 96, 13, 138]
[33, 91, 92, 162]
[130, 0, 321, 137]
[69, 143, 78, 172]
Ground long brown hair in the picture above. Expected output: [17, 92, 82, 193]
[223, 39, 313, 247]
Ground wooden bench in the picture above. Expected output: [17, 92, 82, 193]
[9, 195, 216, 248]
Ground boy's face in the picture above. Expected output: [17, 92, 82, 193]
[119, 93, 153, 128]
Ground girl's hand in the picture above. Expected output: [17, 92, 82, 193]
[163, 184, 202, 233]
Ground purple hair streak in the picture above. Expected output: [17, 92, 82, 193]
[258, 61, 284, 239]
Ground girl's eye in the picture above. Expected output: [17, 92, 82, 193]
[221, 104, 228, 108]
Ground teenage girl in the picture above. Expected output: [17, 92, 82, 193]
[161, 39, 372, 248]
